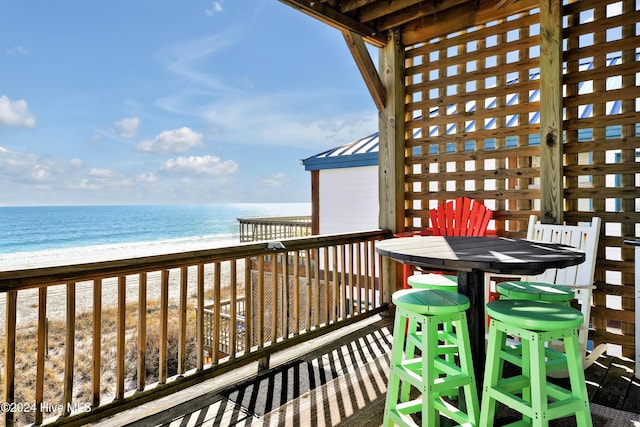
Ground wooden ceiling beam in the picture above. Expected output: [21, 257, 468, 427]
[357, 0, 426, 23]
[401, 0, 537, 45]
[342, 30, 386, 111]
[278, 0, 387, 47]
[340, 0, 377, 14]
[375, 0, 471, 32]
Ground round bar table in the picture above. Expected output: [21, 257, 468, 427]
[376, 235, 586, 395]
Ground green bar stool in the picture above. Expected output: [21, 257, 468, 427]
[496, 281, 576, 374]
[496, 281, 575, 304]
[407, 273, 458, 291]
[480, 300, 592, 427]
[383, 288, 479, 427]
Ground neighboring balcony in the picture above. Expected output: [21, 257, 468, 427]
[238, 216, 312, 242]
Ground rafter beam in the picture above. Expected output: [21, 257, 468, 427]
[340, 0, 377, 14]
[342, 30, 386, 112]
[375, 0, 470, 32]
[357, 0, 426, 23]
[278, 0, 387, 47]
[402, 0, 537, 45]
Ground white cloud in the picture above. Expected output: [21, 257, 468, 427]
[200, 92, 377, 149]
[137, 172, 157, 183]
[156, 32, 376, 151]
[205, 1, 224, 16]
[30, 165, 50, 181]
[0, 95, 36, 128]
[136, 127, 203, 153]
[115, 116, 140, 138]
[160, 34, 236, 93]
[6, 46, 28, 55]
[263, 172, 288, 187]
[0, 145, 244, 205]
[89, 168, 113, 178]
[160, 155, 238, 176]
[0, 147, 64, 185]
[87, 134, 103, 144]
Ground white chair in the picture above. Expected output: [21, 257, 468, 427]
[488, 215, 606, 376]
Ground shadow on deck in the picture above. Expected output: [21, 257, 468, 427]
[92, 314, 640, 427]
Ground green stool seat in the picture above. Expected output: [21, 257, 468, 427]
[407, 273, 458, 291]
[487, 299, 582, 330]
[480, 300, 592, 426]
[497, 281, 575, 303]
[393, 287, 469, 314]
[384, 289, 479, 427]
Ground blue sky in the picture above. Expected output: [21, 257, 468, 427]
[0, 1, 378, 206]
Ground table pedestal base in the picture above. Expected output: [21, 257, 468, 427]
[457, 269, 486, 395]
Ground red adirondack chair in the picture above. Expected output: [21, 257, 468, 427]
[428, 196, 493, 237]
[396, 196, 494, 287]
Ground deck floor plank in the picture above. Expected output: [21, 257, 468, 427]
[589, 356, 635, 410]
[91, 314, 640, 427]
[622, 376, 640, 413]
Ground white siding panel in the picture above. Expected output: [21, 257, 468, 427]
[318, 166, 379, 234]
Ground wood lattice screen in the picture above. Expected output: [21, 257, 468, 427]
[402, 1, 639, 358]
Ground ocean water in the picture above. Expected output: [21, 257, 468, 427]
[0, 203, 310, 268]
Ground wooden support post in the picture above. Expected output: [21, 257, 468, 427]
[539, 0, 563, 224]
[311, 170, 320, 235]
[620, 0, 636, 359]
[379, 29, 405, 304]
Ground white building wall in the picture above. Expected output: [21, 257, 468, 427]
[318, 166, 379, 234]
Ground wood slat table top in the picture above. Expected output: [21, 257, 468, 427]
[376, 236, 585, 275]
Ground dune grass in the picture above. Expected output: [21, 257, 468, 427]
[1, 298, 198, 425]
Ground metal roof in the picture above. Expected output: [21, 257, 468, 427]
[302, 132, 379, 171]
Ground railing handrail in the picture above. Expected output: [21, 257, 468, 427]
[0, 230, 388, 292]
[237, 215, 311, 225]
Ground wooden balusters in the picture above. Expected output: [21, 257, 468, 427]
[4, 291, 17, 427]
[196, 264, 205, 371]
[116, 276, 126, 399]
[35, 287, 47, 424]
[63, 283, 76, 415]
[178, 267, 188, 374]
[137, 274, 146, 390]
[159, 270, 169, 384]
[93, 279, 103, 403]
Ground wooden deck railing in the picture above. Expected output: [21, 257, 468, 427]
[238, 216, 312, 242]
[0, 230, 388, 426]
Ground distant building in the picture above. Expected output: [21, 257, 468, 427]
[302, 133, 379, 235]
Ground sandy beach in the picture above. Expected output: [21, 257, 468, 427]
[0, 240, 244, 332]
